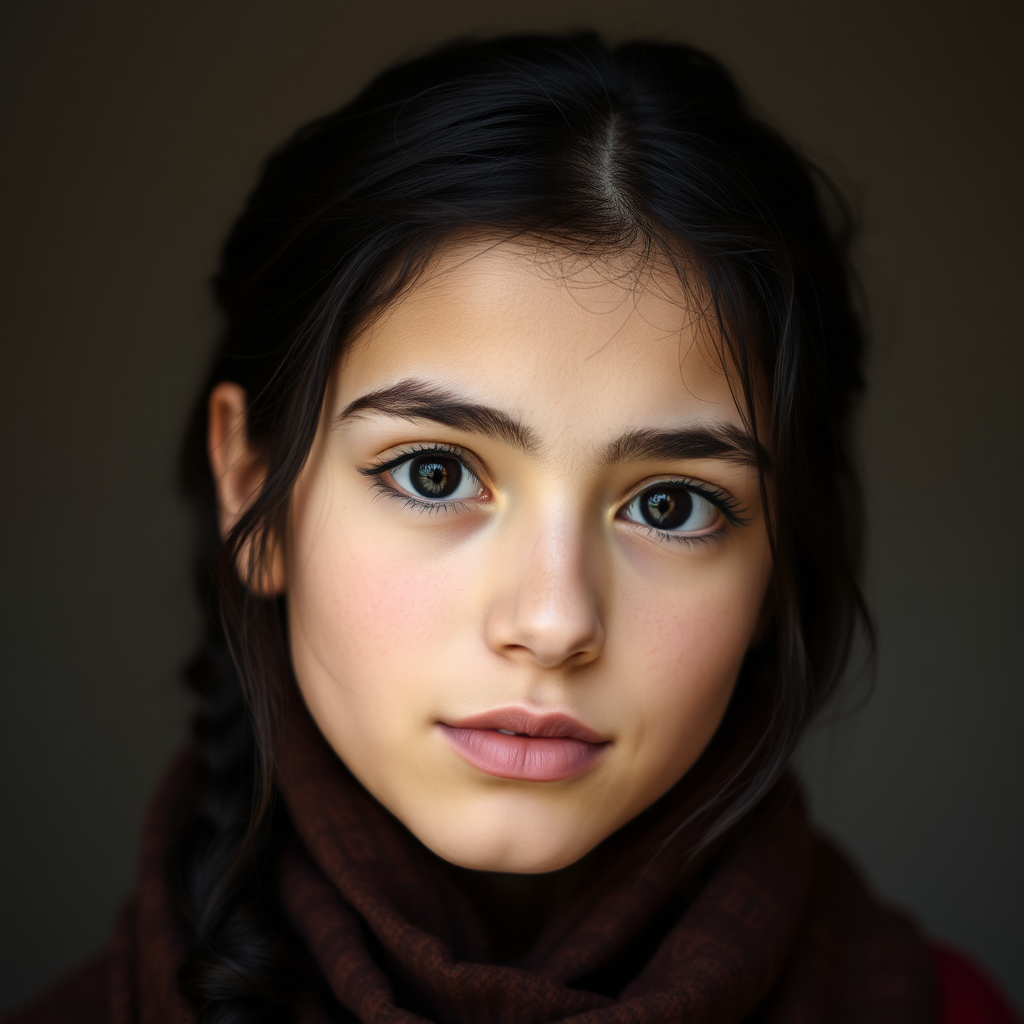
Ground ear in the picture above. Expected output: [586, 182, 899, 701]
[207, 381, 286, 595]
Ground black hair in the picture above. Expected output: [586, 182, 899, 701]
[175, 33, 869, 1021]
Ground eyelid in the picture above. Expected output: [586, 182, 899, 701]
[358, 442, 487, 484]
[618, 475, 750, 528]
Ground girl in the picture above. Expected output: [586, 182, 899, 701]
[8, 32, 1015, 1024]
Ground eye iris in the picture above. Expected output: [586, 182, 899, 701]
[642, 487, 693, 529]
[411, 456, 462, 498]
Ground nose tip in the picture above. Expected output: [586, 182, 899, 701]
[499, 618, 602, 675]
[484, 527, 605, 671]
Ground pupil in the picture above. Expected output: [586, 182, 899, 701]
[642, 487, 693, 529]
[412, 456, 462, 498]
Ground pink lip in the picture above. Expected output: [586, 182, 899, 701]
[438, 708, 611, 782]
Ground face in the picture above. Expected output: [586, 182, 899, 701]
[228, 240, 772, 873]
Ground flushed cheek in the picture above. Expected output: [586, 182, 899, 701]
[614, 573, 762, 761]
[325, 545, 449, 652]
[634, 591, 754, 678]
[288, 511, 471, 720]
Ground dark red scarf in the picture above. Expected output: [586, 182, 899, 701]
[8, 695, 938, 1023]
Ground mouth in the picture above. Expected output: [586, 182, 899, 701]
[438, 708, 612, 782]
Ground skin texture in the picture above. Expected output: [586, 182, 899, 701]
[209, 240, 772, 877]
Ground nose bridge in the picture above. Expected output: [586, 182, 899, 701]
[485, 498, 605, 669]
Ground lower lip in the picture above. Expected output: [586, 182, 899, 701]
[438, 725, 609, 782]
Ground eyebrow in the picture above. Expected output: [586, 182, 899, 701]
[602, 425, 767, 469]
[336, 379, 540, 454]
[336, 377, 767, 469]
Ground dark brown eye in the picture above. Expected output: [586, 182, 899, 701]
[640, 488, 692, 529]
[391, 454, 480, 501]
[623, 484, 718, 535]
[411, 456, 461, 497]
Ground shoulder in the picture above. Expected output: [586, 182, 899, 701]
[933, 943, 1021, 1024]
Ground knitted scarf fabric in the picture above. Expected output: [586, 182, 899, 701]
[7, 696, 938, 1023]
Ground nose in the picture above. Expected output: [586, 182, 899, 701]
[483, 513, 605, 670]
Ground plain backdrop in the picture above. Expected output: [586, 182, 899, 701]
[1, 0, 1021, 1012]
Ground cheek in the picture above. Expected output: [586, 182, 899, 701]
[615, 549, 768, 749]
[287, 498, 464, 694]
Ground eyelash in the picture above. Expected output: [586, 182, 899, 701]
[359, 443, 483, 516]
[625, 478, 750, 547]
[359, 444, 750, 542]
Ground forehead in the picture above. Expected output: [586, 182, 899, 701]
[336, 239, 743, 438]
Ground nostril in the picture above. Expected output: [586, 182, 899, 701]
[485, 577, 605, 669]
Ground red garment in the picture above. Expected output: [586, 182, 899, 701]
[9, 943, 1015, 1022]
[933, 945, 1020, 1024]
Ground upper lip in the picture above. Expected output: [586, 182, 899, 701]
[441, 707, 609, 744]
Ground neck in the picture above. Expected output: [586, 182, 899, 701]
[450, 861, 594, 963]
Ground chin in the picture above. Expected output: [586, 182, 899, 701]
[413, 809, 598, 874]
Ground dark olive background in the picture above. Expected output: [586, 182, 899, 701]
[1, 0, 1021, 1012]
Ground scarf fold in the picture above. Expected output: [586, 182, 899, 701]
[8, 691, 939, 1024]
